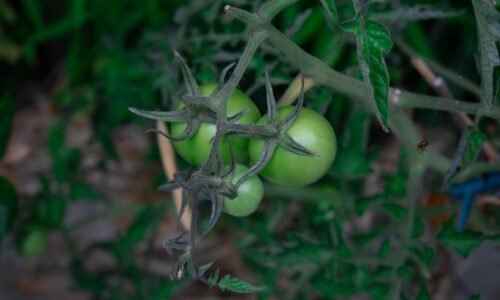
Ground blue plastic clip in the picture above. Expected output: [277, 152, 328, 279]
[447, 172, 500, 231]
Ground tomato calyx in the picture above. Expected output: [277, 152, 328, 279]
[130, 51, 233, 136]
[159, 145, 239, 247]
[235, 72, 316, 187]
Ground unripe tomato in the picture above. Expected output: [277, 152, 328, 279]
[171, 84, 260, 166]
[248, 107, 337, 187]
[223, 164, 264, 217]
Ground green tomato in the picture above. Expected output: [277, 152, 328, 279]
[248, 107, 337, 187]
[171, 84, 260, 166]
[223, 164, 264, 217]
[18, 224, 49, 258]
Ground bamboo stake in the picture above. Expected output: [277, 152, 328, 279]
[156, 120, 191, 230]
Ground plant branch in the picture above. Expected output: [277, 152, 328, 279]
[217, 31, 266, 108]
[397, 91, 500, 120]
[256, 0, 300, 22]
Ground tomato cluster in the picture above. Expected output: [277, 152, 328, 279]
[170, 84, 337, 217]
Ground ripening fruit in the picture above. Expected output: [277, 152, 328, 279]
[171, 84, 260, 166]
[248, 107, 337, 187]
[223, 164, 264, 217]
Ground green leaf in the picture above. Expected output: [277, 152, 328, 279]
[411, 218, 425, 239]
[218, 274, 266, 293]
[330, 108, 378, 178]
[0, 176, 18, 244]
[353, 227, 386, 247]
[125, 206, 164, 246]
[0, 96, 14, 159]
[378, 240, 391, 258]
[331, 149, 377, 178]
[198, 261, 214, 277]
[70, 261, 107, 292]
[396, 265, 414, 279]
[366, 283, 390, 300]
[437, 218, 484, 257]
[353, 266, 369, 288]
[416, 282, 431, 300]
[69, 182, 102, 201]
[410, 245, 435, 271]
[276, 244, 331, 268]
[47, 122, 83, 182]
[48, 121, 65, 159]
[149, 279, 177, 300]
[461, 128, 487, 165]
[342, 18, 393, 131]
[444, 127, 486, 186]
[381, 203, 408, 220]
[37, 196, 66, 227]
[319, 0, 338, 27]
[471, 0, 500, 106]
[469, 295, 481, 300]
[209, 268, 219, 288]
[315, 282, 359, 297]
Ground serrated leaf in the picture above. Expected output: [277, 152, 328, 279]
[471, 0, 500, 106]
[461, 128, 486, 165]
[342, 18, 393, 131]
[437, 218, 484, 257]
[218, 274, 265, 293]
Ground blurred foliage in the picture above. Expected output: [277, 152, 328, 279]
[0, 0, 500, 299]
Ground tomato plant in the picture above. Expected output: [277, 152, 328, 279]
[171, 83, 261, 166]
[248, 106, 337, 187]
[223, 164, 264, 217]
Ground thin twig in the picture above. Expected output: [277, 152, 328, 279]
[410, 56, 498, 161]
[156, 120, 191, 230]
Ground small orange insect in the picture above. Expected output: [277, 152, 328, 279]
[417, 140, 430, 153]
